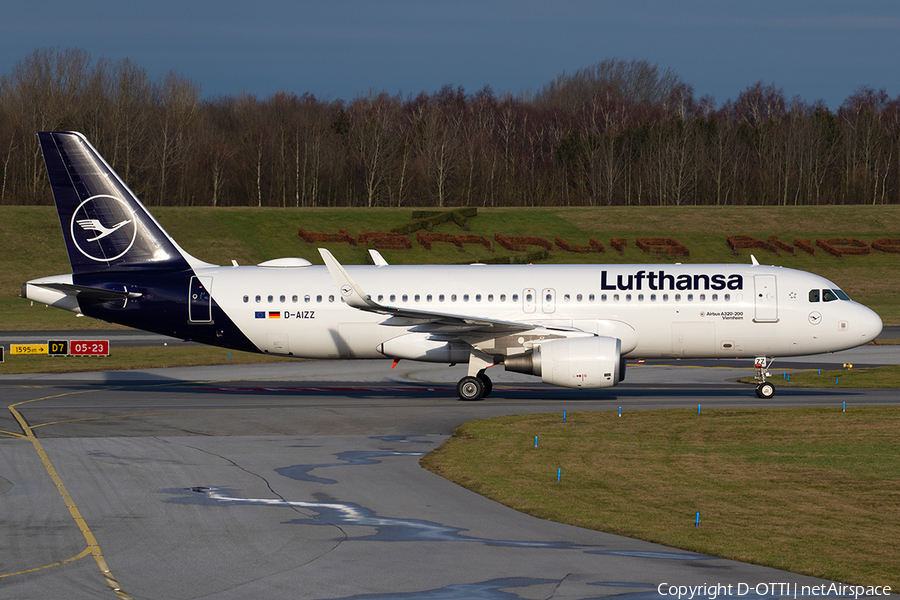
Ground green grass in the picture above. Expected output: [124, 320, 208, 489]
[421, 407, 900, 587]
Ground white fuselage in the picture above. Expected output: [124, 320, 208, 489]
[200, 262, 882, 361]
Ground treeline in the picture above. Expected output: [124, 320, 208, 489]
[1, 48, 898, 207]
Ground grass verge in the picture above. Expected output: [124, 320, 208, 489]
[421, 407, 900, 587]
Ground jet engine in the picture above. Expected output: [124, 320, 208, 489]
[504, 336, 624, 388]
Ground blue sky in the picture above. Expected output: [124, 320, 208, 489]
[3, 1, 899, 109]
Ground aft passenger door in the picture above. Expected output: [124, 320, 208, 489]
[189, 276, 213, 323]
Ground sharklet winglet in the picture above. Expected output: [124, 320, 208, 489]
[318, 248, 386, 312]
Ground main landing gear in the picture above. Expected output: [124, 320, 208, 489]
[457, 372, 492, 401]
[754, 356, 775, 399]
[457, 353, 494, 401]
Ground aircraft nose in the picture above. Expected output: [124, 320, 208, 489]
[856, 304, 883, 343]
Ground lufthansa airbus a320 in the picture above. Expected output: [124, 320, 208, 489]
[23, 132, 883, 400]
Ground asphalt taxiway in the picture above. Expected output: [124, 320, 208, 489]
[1, 350, 897, 599]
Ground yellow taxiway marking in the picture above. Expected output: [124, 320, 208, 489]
[7, 391, 134, 599]
[0, 547, 91, 579]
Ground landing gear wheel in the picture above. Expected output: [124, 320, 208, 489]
[477, 372, 493, 398]
[755, 382, 775, 399]
[457, 376, 485, 401]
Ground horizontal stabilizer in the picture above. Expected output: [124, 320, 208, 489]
[24, 280, 140, 302]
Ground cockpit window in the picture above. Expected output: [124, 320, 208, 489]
[812, 288, 849, 302]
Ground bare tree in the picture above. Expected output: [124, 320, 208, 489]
[155, 70, 200, 205]
[349, 91, 400, 207]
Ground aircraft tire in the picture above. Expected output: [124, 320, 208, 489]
[477, 373, 493, 398]
[457, 376, 485, 401]
[756, 382, 775, 399]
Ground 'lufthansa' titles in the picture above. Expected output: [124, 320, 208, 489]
[600, 270, 743, 291]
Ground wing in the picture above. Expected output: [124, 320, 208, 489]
[318, 248, 564, 336]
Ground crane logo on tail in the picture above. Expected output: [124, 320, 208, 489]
[70, 195, 138, 262]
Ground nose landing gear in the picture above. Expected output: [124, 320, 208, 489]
[754, 356, 775, 398]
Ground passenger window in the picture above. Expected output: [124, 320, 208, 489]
[463, 294, 469, 302]
[243, 295, 249, 303]
[280, 295, 286, 303]
[317, 295, 322, 302]
[650, 294, 656, 301]
[329, 295, 334, 302]
[255, 295, 261, 303]
[809, 290, 820, 302]
[488, 294, 494, 302]
[638, 294, 644, 301]
[675, 294, 681, 301]
[663, 294, 669, 301]
[724, 294, 731, 301]
[414, 294, 420, 302]
[576, 294, 582, 302]
[823, 289, 838, 302]
[625, 294, 632, 301]
[439, 294, 445, 302]
[292, 295, 298, 303]
[526, 293, 533, 302]
[613, 294, 620, 301]
[427, 294, 433, 302]
[267, 295, 274, 303]
[513, 294, 519, 301]
[699, 294, 705, 301]
[500, 294, 506, 302]
[402, 294, 408, 302]
[378, 294, 384, 302]
[712, 294, 718, 301]
[304, 295, 311, 303]
[451, 294, 457, 302]
[687, 294, 693, 301]
[589, 294, 595, 301]
[390, 294, 396, 302]
[475, 294, 481, 302]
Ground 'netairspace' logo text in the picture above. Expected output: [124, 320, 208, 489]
[657, 583, 892, 600]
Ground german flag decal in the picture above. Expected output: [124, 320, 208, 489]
[268, 311, 281, 319]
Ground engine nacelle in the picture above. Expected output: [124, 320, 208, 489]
[504, 336, 623, 389]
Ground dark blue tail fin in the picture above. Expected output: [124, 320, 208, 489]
[39, 131, 198, 274]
